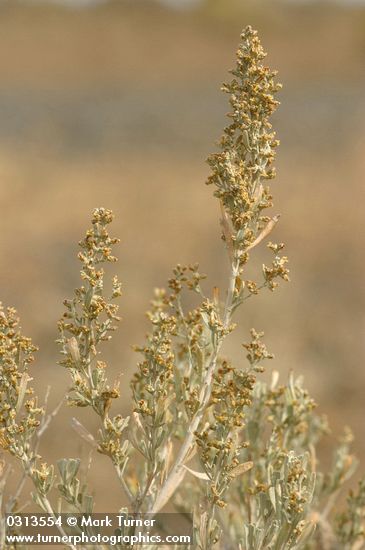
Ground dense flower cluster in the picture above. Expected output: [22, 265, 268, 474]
[0, 304, 41, 459]
[207, 26, 281, 240]
[58, 208, 129, 475]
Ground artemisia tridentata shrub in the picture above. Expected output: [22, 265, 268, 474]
[1, 26, 364, 550]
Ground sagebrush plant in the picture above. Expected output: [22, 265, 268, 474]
[0, 26, 364, 550]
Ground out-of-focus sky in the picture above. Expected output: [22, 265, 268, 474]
[6, 0, 365, 7]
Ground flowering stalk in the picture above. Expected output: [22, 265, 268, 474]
[147, 24, 288, 517]
[0, 305, 77, 550]
[57, 208, 131, 501]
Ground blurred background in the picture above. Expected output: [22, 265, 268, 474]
[0, 0, 364, 511]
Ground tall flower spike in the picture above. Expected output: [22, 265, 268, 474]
[57, 208, 130, 501]
[207, 26, 281, 249]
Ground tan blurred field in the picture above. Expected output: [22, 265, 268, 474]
[0, 0, 364, 511]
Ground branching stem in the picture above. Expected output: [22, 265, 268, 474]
[149, 258, 239, 514]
